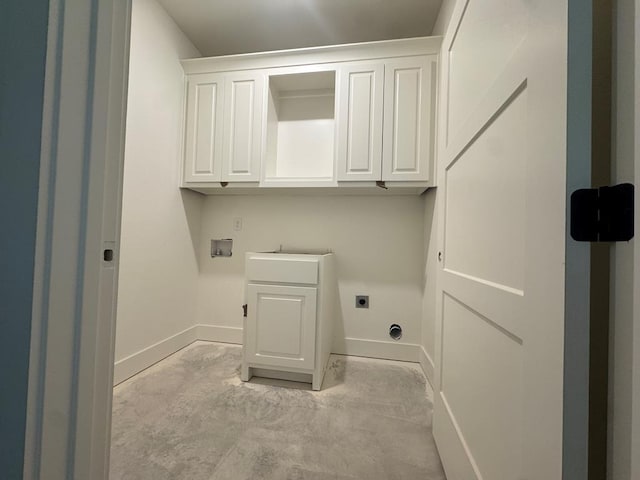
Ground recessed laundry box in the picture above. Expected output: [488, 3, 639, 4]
[241, 251, 336, 390]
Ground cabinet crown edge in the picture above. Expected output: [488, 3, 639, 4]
[182, 36, 442, 75]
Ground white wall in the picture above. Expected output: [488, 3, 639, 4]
[431, 0, 458, 36]
[609, 0, 639, 477]
[420, 0, 459, 383]
[115, 0, 202, 365]
[196, 195, 425, 357]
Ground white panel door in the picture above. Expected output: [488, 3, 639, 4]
[336, 62, 383, 181]
[246, 284, 317, 370]
[433, 1, 590, 479]
[382, 55, 436, 182]
[222, 71, 264, 182]
[183, 73, 224, 183]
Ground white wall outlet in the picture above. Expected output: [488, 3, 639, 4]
[233, 217, 243, 231]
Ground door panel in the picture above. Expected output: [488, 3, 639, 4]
[336, 62, 383, 181]
[246, 284, 316, 370]
[183, 74, 224, 182]
[446, 0, 528, 142]
[222, 72, 264, 181]
[434, 0, 578, 478]
[444, 89, 526, 292]
[441, 294, 522, 480]
[382, 56, 435, 181]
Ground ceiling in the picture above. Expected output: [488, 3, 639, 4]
[157, 0, 443, 57]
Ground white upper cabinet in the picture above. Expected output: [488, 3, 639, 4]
[382, 56, 436, 182]
[181, 37, 441, 193]
[336, 62, 384, 181]
[183, 73, 224, 183]
[182, 71, 263, 184]
[222, 71, 264, 182]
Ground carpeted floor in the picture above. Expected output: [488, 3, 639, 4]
[110, 341, 446, 479]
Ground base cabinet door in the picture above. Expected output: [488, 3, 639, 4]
[246, 284, 317, 370]
[183, 73, 224, 183]
[382, 55, 436, 182]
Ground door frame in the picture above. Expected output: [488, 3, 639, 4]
[609, 0, 640, 477]
[635, 1, 640, 468]
[23, 0, 131, 478]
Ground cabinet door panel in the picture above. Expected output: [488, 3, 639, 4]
[222, 72, 264, 181]
[383, 56, 436, 182]
[246, 284, 316, 370]
[336, 63, 383, 181]
[183, 74, 224, 183]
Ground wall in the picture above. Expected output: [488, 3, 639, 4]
[609, 0, 639, 477]
[0, 1, 50, 476]
[431, 0, 458, 37]
[196, 195, 425, 360]
[114, 0, 203, 378]
[420, 0, 458, 384]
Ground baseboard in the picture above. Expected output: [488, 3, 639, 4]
[113, 325, 198, 385]
[114, 328, 418, 385]
[419, 345, 435, 389]
[332, 337, 420, 362]
[196, 324, 243, 344]
[433, 392, 480, 480]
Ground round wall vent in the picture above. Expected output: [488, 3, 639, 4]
[389, 324, 402, 341]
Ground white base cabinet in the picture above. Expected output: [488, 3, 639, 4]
[241, 252, 335, 390]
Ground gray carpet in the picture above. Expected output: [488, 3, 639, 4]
[110, 342, 446, 480]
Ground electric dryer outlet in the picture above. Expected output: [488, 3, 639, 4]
[355, 295, 369, 308]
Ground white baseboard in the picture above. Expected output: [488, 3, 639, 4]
[113, 324, 242, 385]
[113, 325, 198, 385]
[419, 345, 435, 389]
[196, 324, 243, 344]
[332, 337, 420, 362]
[113, 328, 420, 385]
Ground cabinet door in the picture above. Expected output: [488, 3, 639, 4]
[183, 73, 224, 183]
[382, 56, 436, 182]
[336, 63, 384, 181]
[222, 72, 264, 182]
[246, 284, 317, 370]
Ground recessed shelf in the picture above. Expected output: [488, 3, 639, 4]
[211, 238, 233, 257]
[264, 70, 336, 183]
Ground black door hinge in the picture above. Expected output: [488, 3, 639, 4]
[242, 304, 247, 317]
[570, 183, 634, 242]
